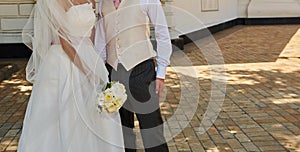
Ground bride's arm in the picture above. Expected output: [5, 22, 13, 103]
[56, 0, 94, 75]
[59, 37, 88, 75]
[90, 28, 95, 43]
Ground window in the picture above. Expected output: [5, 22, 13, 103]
[201, 0, 219, 12]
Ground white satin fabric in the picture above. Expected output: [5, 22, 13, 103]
[18, 3, 124, 152]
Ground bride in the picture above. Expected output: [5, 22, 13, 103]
[17, 0, 124, 151]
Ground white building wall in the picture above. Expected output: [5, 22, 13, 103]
[1, 0, 300, 44]
[247, 0, 300, 18]
[168, 0, 238, 36]
[238, 0, 250, 17]
[0, 0, 35, 43]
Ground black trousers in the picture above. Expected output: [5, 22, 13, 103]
[106, 59, 169, 152]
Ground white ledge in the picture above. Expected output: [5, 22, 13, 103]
[0, 32, 23, 43]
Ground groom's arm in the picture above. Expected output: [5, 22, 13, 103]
[90, 0, 96, 43]
[94, 1, 107, 62]
[146, 0, 172, 79]
[144, 0, 172, 98]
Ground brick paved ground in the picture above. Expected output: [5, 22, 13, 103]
[1, 25, 300, 151]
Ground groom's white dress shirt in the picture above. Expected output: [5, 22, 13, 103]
[95, 0, 172, 79]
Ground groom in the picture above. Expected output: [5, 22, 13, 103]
[95, 0, 172, 151]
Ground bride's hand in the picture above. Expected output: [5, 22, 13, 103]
[85, 71, 97, 84]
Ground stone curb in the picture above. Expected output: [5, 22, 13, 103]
[0, 64, 19, 82]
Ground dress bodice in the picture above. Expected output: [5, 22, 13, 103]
[65, 3, 96, 37]
[52, 3, 96, 44]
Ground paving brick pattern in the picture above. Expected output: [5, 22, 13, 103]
[1, 25, 300, 151]
[0, 59, 29, 152]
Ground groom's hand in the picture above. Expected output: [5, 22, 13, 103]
[155, 78, 165, 100]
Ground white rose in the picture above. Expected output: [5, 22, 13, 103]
[97, 92, 105, 105]
[111, 83, 126, 99]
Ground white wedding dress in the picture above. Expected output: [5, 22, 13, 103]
[18, 3, 124, 152]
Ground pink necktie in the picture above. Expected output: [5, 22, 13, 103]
[114, 0, 121, 9]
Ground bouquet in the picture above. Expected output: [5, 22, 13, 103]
[97, 81, 127, 114]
